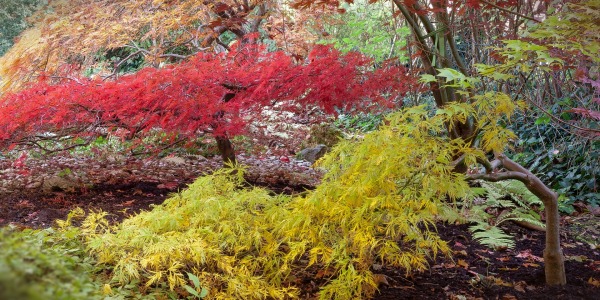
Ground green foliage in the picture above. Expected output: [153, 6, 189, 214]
[469, 223, 516, 250]
[301, 123, 343, 148]
[480, 180, 543, 209]
[510, 112, 599, 209]
[318, 0, 409, 62]
[335, 112, 384, 132]
[0, 0, 42, 56]
[58, 167, 73, 177]
[421, 68, 480, 89]
[467, 180, 545, 250]
[476, 39, 564, 77]
[183, 273, 209, 299]
[84, 46, 146, 77]
[525, 0, 600, 63]
[0, 224, 103, 300]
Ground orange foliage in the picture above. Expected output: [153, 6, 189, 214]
[0, 0, 271, 93]
[266, 1, 339, 58]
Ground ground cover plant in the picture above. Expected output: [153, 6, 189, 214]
[1, 155, 599, 299]
[0, 225, 103, 300]
[510, 113, 599, 210]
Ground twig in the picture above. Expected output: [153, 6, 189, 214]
[479, 0, 540, 23]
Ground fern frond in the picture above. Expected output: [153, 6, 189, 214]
[479, 180, 543, 208]
[469, 222, 516, 250]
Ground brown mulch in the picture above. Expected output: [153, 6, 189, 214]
[0, 159, 598, 299]
[377, 222, 599, 300]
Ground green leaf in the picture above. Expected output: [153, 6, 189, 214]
[187, 272, 201, 288]
[184, 285, 200, 298]
[200, 287, 209, 298]
[488, 72, 514, 81]
[419, 74, 436, 83]
[469, 222, 516, 249]
[436, 68, 463, 83]
[534, 115, 551, 125]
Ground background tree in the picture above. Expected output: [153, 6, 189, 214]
[264, 0, 338, 58]
[316, 0, 410, 63]
[0, 0, 43, 56]
[0, 0, 273, 93]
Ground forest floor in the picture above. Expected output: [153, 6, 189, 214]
[0, 154, 599, 299]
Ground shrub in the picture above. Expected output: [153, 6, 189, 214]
[0, 225, 103, 300]
[80, 105, 495, 299]
[510, 111, 599, 210]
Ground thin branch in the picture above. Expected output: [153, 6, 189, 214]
[521, 83, 600, 135]
[47, 76, 83, 84]
[158, 53, 189, 60]
[479, 0, 541, 23]
[216, 38, 231, 51]
[466, 170, 529, 182]
[115, 49, 144, 69]
[514, 69, 600, 135]
[130, 138, 187, 156]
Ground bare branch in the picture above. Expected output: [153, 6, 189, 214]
[466, 170, 529, 182]
[159, 53, 189, 60]
[479, 0, 541, 23]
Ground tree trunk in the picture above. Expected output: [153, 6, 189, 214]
[470, 154, 567, 285]
[216, 135, 236, 166]
[542, 194, 567, 285]
[498, 154, 565, 285]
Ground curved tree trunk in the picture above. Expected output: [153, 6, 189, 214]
[468, 154, 566, 285]
[499, 155, 566, 285]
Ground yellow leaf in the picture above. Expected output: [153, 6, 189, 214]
[102, 284, 113, 295]
[588, 277, 600, 287]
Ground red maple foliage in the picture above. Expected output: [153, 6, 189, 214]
[0, 45, 414, 159]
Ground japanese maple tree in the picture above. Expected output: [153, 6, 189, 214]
[291, 0, 600, 286]
[0, 44, 412, 164]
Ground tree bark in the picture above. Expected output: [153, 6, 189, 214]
[201, 3, 266, 168]
[498, 154, 566, 285]
[216, 135, 236, 166]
